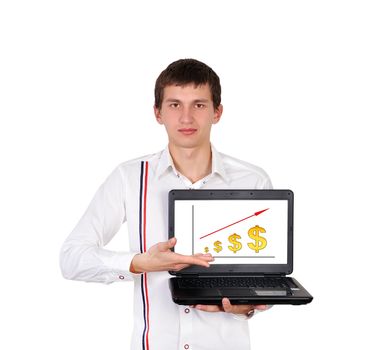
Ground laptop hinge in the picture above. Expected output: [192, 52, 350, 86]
[176, 273, 287, 278]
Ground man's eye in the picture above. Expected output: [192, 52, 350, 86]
[195, 104, 205, 109]
[170, 103, 180, 108]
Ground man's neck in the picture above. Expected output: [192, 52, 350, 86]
[168, 143, 212, 183]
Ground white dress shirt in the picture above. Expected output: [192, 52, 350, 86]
[60, 145, 272, 350]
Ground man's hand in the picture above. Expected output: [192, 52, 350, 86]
[194, 298, 268, 316]
[130, 237, 214, 273]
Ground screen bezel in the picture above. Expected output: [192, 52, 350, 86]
[168, 189, 294, 276]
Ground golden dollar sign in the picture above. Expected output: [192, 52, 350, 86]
[213, 240, 222, 253]
[228, 233, 242, 253]
[247, 225, 267, 253]
[204, 247, 209, 253]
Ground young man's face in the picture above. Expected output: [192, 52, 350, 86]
[154, 83, 223, 150]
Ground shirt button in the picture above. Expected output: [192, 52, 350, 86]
[184, 308, 190, 314]
[118, 275, 125, 280]
[184, 344, 189, 349]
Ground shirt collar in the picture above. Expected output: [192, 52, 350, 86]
[155, 144, 230, 184]
[155, 146, 173, 179]
[210, 144, 229, 183]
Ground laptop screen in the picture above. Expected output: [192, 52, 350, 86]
[169, 190, 294, 274]
[174, 199, 288, 265]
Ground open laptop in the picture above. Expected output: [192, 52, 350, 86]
[168, 189, 313, 305]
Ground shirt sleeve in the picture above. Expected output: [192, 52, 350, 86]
[60, 166, 139, 284]
[262, 172, 273, 189]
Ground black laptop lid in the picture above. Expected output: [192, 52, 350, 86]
[168, 189, 294, 276]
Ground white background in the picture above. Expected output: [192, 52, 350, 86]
[1, 1, 378, 349]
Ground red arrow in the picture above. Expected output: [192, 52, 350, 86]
[199, 208, 269, 240]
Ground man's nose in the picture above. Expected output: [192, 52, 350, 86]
[179, 106, 194, 124]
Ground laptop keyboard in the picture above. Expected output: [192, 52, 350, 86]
[178, 277, 294, 289]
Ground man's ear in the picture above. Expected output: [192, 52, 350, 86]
[213, 104, 223, 124]
[154, 106, 163, 125]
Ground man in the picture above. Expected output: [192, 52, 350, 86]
[60, 58, 272, 350]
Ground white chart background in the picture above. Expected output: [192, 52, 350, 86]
[1, 1, 378, 349]
[175, 200, 288, 264]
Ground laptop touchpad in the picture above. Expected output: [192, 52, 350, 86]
[254, 289, 288, 296]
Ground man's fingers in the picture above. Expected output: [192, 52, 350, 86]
[195, 304, 222, 312]
[194, 253, 212, 258]
[221, 297, 233, 312]
[195, 300, 236, 313]
[177, 254, 214, 267]
[222, 298, 268, 314]
[253, 304, 268, 311]
[221, 298, 249, 314]
[156, 237, 177, 252]
[148, 238, 214, 271]
[172, 253, 213, 271]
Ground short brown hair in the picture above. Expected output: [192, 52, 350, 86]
[154, 58, 221, 109]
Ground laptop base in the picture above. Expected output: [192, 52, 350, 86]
[169, 277, 313, 305]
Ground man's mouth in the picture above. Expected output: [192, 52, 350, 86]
[178, 128, 197, 135]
